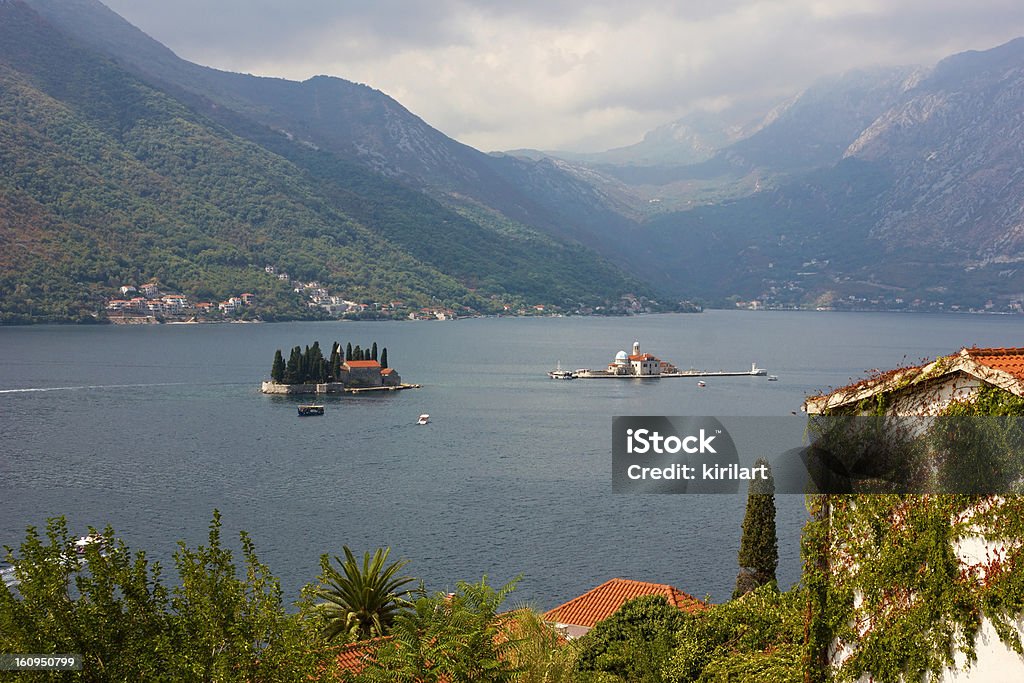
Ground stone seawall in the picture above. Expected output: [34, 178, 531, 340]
[260, 381, 317, 395]
[260, 381, 419, 394]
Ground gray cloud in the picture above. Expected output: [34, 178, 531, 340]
[101, 0, 1024, 152]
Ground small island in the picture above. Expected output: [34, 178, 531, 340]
[260, 341, 419, 394]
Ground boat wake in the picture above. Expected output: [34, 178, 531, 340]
[0, 382, 187, 394]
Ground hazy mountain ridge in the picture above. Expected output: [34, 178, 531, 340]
[21, 0, 643, 258]
[637, 38, 1024, 308]
[844, 38, 1024, 258]
[8, 0, 1024, 315]
[0, 0, 650, 322]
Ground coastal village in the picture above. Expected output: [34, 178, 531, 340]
[105, 281, 257, 323]
[101, 265, 679, 323]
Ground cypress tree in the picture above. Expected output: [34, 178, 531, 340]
[329, 343, 340, 381]
[346, 342, 353, 362]
[371, 342, 378, 361]
[271, 349, 285, 383]
[353, 345, 362, 362]
[309, 342, 325, 383]
[284, 346, 301, 384]
[380, 348, 388, 369]
[733, 458, 778, 598]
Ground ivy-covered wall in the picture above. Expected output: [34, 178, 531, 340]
[805, 386, 1024, 682]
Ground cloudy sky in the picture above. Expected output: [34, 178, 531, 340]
[101, 0, 1024, 153]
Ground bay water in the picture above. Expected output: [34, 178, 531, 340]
[2, 311, 1022, 608]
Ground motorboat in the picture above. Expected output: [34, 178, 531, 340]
[548, 362, 575, 380]
[697, 381, 706, 387]
[417, 414, 430, 425]
[767, 375, 778, 381]
[298, 405, 325, 416]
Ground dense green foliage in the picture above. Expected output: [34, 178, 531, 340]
[575, 595, 691, 681]
[0, 1, 651, 324]
[0, 512, 326, 681]
[270, 340, 390, 384]
[572, 589, 803, 683]
[734, 458, 778, 597]
[355, 577, 522, 682]
[801, 388, 1024, 681]
[312, 546, 415, 642]
[667, 586, 804, 683]
[802, 494, 1024, 682]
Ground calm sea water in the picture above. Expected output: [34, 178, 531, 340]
[2, 311, 1023, 608]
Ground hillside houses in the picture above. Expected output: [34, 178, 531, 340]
[105, 282, 255, 322]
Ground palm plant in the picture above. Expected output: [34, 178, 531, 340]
[313, 546, 415, 641]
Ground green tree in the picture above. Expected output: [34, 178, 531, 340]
[329, 342, 340, 381]
[371, 342, 378, 361]
[169, 510, 323, 681]
[346, 342, 353, 362]
[284, 346, 301, 384]
[307, 341, 326, 383]
[575, 595, 690, 682]
[506, 608, 580, 683]
[312, 546, 415, 642]
[380, 348, 388, 370]
[357, 576, 521, 682]
[352, 345, 362, 362]
[734, 458, 778, 598]
[0, 518, 172, 681]
[668, 585, 803, 683]
[0, 512, 323, 682]
[271, 349, 285, 382]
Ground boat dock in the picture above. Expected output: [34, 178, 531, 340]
[556, 341, 769, 380]
[574, 368, 767, 379]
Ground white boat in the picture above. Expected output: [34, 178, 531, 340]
[548, 362, 575, 380]
[417, 414, 430, 425]
[767, 375, 778, 381]
[697, 380, 706, 387]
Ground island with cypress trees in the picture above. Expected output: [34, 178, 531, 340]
[261, 341, 418, 394]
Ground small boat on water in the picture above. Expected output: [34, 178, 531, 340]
[548, 361, 575, 380]
[297, 405, 325, 416]
[697, 381, 706, 388]
[417, 414, 430, 425]
[767, 375, 778, 381]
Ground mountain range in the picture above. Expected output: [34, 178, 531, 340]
[0, 0, 653, 322]
[3, 0, 1024, 321]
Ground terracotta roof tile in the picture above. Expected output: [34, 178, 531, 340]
[345, 360, 381, 369]
[543, 578, 706, 628]
[962, 346, 1024, 380]
[335, 636, 388, 673]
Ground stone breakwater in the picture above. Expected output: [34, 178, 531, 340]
[260, 381, 420, 395]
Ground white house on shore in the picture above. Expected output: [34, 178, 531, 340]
[803, 346, 1024, 682]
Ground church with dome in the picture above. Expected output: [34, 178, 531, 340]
[605, 341, 677, 377]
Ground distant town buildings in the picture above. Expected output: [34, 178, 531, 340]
[105, 280, 254, 323]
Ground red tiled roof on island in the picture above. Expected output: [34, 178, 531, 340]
[344, 360, 381, 369]
[543, 578, 705, 629]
